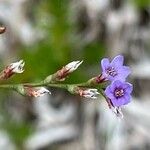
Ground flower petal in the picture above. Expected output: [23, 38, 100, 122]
[123, 94, 131, 104]
[110, 80, 121, 90]
[110, 97, 120, 106]
[101, 58, 110, 71]
[105, 86, 114, 99]
[111, 55, 124, 68]
[111, 97, 124, 107]
[117, 66, 131, 81]
[123, 82, 133, 94]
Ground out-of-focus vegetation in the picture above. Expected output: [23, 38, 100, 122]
[0, 0, 105, 148]
[18, 0, 105, 83]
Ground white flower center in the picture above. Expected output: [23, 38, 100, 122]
[106, 67, 117, 77]
[115, 88, 124, 98]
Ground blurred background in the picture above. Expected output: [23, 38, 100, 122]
[0, 0, 150, 150]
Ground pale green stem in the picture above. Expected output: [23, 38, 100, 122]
[0, 81, 106, 90]
[0, 80, 107, 99]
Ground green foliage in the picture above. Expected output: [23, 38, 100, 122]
[0, 93, 33, 148]
[3, 121, 33, 147]
[132, 0, 150, 8]
[18, 0, 105, 83]
[83, 42, 106, 64]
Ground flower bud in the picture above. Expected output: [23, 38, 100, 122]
[16, 86, 50, 97]
[45, 60, 83, 83]
[0, 60, 25, 79]
[24, 87, 50, 97]
[65, 61, 83, 73]
[88, 74, 106, 85]
[56, 60, 83, 81]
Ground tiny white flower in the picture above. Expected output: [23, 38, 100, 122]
[65, 60, 83, 73]
[10, 60, 25, 73]
[79, 88, 99, 99]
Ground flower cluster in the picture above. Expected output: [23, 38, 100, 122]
[0, 26, 133, 117]
[101, 55, 133, 117]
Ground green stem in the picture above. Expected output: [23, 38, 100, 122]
[0, 81, 106, 90]
[0, 84, 15, 89]
[0, 80, 107, 100]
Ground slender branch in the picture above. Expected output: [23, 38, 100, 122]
[0, 77, 107, 99]
[0, 81, 106, 90]
[0, 84, 15, 89]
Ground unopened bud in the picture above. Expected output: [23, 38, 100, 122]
[0, 60, 25, 80]
[65, 61, 83, 73]
[45, 60, 83, 83]
[88, 74, 106, 85]
[25, 87, 50, 97]
[72, 87, 99, 99]
[16, 86, 50, 97]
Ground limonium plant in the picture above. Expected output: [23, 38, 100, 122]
[0, 55, 133, 118]
[0, 26, 133, 118]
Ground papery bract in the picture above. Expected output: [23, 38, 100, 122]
[25, 87, 51, 97]
[77, 88, 99, 99]
[9, 60, 25, 73]
[54, 60, 83, 81]
[65, 61, 83, 73]
[106, 98, 124, 118]
[0, 60, 25, 79]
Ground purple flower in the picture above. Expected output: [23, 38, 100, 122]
[105, 80, 133, 107]
[101, 55, 131, 81]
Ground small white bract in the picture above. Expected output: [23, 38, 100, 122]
[10, 60, 25, 73]
[25, 87, 51, 97]
[81, 88, 99, 99]
[111, 106, 123, 119]
[35, 87, 51, 97]
[65, 60, 83, 73]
